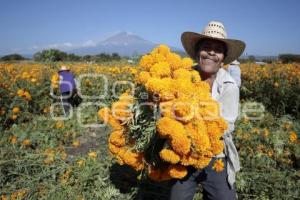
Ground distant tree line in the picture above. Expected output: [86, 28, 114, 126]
[0, 50, 123, 62]
[3, 51, 300, 64]
[238, 55, 257, 63]
[33, 49, 122, 62]
[278, 54, 300, 63]
[0, 54, 27, 61]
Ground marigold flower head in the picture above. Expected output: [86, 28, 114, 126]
[10, 114, 17, 120]
[181, 58, 194, 69]
[12, 107, 20, 114]
[77, 159, 85, 167]
[150, 62, 171, 78]
[172, 78, 195, 98]
[170, 132, 191, 155]
[140, 54, 154, 71]
[210, 139, 224, 155]
[111, 101, 133, 122]
[172, 98, 196, 123]
[17, 89, 25, 96]
[173, 68, 193, 80]
[155, 44, 171, 56]
[180, 153, 198, 166]
[98, 107, 111, 123]
[88, 151, 97, 158]
[151, 52, 166, 63]
[159, 149, 180, 164]
[136, 71, 151, 84]
[55, 121, 64, 129]
[168, 164, 187, 179]
[109, 130, 126, 147]
[98, 107, 123, 130]
[166, 53, 182, 70]
[212, 159, 224, 172]
[190, 70, 201, 83]
[9, 135, 17, 144]
[157, 78, 175, 101]
[108, 142, 121, 154]
[289, 131, 298, 143]
[72, 140, 80, 147]
[145, 77, 165, 94]
[159, 101, 174, 118]
[193, 156, 212, 169]
[119, 91, 134, 104]
[122, 150, 144, 171]
[185, 120, 211, 154]
[157, 117, 185, 138]
[22, 139, 30, 147]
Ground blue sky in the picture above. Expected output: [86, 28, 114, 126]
[1, 0, 300, 56]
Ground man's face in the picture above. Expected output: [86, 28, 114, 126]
[197, 39, 226, 74]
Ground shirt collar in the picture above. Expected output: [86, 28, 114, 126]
[215, 68, 235, 86]
[193, 65, 234, 85]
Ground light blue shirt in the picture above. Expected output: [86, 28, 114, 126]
[211, 68, 241, 190]
[227, 65, 241, 87]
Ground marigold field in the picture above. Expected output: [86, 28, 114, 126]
[0, 57, 299, 199]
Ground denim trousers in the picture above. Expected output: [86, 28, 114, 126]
[169, 157, 237, 200]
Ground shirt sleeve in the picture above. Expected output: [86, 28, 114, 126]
[219, 83, 240, 134]
[228, 66, 241, 88]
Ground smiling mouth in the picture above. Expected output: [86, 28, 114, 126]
[203, 58, 216, 62]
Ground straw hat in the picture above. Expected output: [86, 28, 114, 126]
[181, 21, 246, 65]
[60, 65, 69, 71]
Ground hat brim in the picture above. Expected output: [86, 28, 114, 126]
[60, 66, 69, 71]
[181, 32, 246, 65]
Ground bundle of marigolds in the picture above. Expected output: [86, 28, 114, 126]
[98, 45, 228, 181]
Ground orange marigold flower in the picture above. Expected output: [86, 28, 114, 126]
[98, 107, 111, 123]
[166, 53, 182, 70]
[170, 132, 191, 156]
[98, 107, 123, 130]
[151, 52, 166, 63]
[88, 151, 97, 158]
[156, 44, 171, 56]
[172, 98, 196, 123]
[108, 142, 121, 154]
[212, 159, 224, 172]
[193, 156, 212, 169]
[145, 77, 166, 94]
[159, 149, 180, 164]
[185, 120, 211, 154]
[109, 130, 126, 147]
[122, 150, 144, 171]
[136, 71, 151, 84]
[149, 62, 171, 78]
[173, 68, 192, 80]
[168, 164, 187, 179]
[10, 114, 17, 120]
[17, 89, 25, 96]
[140, 54, 154, 71]
[289, 131, 298, 143]
[76, 159, 85, 167]
[55, 121, 64, 129]
[181, 58, 194, 69]
[72, 140, 80, 147]
[159, 101, 174, 118]
[12, 107, 20, 114]
[210, 139, 224, 155]
[22, 139, 30, 147]
[9, 135, 17, 144]
[156, 117, 185, 138]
